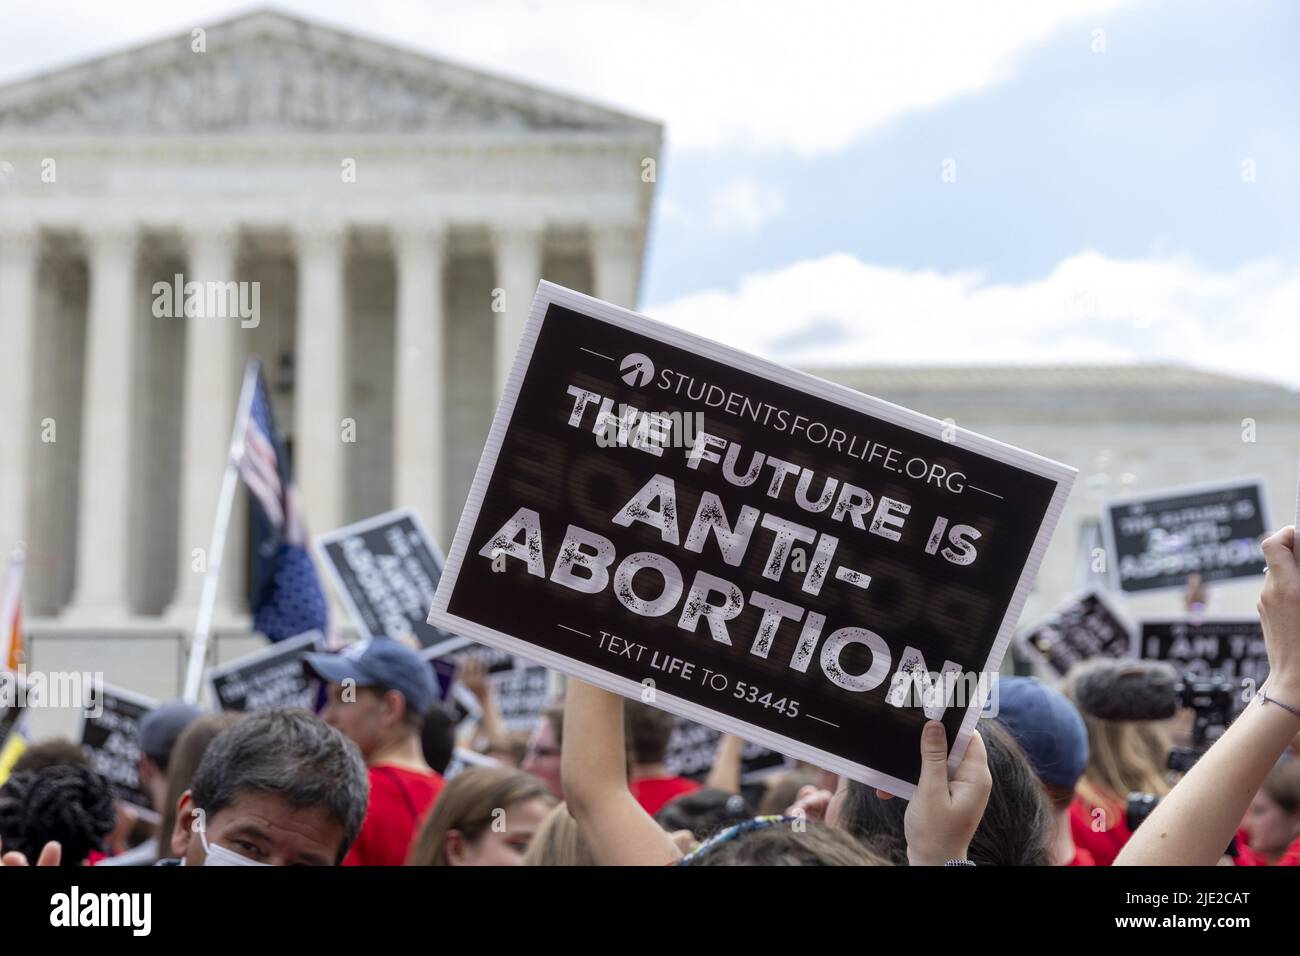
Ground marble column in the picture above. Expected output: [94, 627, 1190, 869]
[65, 226, 140, 621]
[293, 224, 349, 538]
[0, 227, 38, 558]
[392, 224, 448, 547]
[492, 225, 543, 396]
[167, 226, 245, 621]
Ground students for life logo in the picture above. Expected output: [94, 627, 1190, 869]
[620, 353, 654, 388]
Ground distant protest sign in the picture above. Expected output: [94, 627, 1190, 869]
[207, 631, 322, 712]
[317, 509, 458, 649]
[1140, 618, 1268, 687]
[429, 282, 1075, 796]
[80, 686, 157, 820]
[494, 663, 552, 732]
[1102, 478, 1269, 594]
[666, 719, 791, 783]
[1021, 590, 1133, 675]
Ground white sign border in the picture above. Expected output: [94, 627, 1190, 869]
[428, 281, 1077, 799]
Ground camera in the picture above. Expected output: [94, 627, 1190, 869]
[1165, 676, 1241, 772]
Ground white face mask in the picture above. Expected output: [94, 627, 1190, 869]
[199, 827, 271, 867]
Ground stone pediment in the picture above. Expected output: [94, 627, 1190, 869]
[0, 9, 659, 136]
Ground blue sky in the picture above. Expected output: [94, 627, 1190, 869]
[644, 0, 1298, 302]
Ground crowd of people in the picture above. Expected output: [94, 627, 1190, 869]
[3, 526, 1300, 868]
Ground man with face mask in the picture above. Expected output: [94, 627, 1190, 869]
[163, 709, 368, 866]
[304, 637, 443, 865]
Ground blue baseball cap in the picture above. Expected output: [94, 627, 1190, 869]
[993, 676, 1088, 790]
[303, 638, 437, 717]
[138, 700, 204, 763]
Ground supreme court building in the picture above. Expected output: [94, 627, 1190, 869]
[0, 10, 661, 638]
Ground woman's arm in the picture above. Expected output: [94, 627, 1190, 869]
[1116, 526, 1300, 866]
[561, 679, 682, 866]
[704, 734, 744, 794]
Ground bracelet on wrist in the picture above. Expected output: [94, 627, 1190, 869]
[1259, 686, 1300, 720]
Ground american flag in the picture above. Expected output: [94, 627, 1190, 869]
[239, 364, 329, 642]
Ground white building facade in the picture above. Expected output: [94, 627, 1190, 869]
[0, 11, 661, 639]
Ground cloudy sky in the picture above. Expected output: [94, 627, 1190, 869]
[2, 1, 1296, 384]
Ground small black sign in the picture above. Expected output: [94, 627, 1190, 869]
[1140, 618, 1269, 686]
[206, 631, 323, 712]
[1103, 479, 1269, 593]
[1021, 590, 1133, 675]
[317, 509, 458, 649]
[80, 685, 158, 821]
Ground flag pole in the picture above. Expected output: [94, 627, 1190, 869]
[182, 360, 260, 703]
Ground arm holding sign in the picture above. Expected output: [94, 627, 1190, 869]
[561, 680, 682, 866]
[1116, 527, 1300, 867]
[704, 733, 744, 794]
[458, 658, 506, 751]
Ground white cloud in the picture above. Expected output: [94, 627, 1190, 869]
[646, 250, 1300, 387]
[0, 0, 1142, 157]
[709, 179, 784, 231]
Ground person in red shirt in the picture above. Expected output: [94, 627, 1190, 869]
[305, 638, 444, 866]
[1236, 759, 1300, 865]
[1064, 659, 1177, 866]
[623, 701, 700, 815]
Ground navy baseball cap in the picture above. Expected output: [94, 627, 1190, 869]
[993, 676, 1089, 790]
[138, 700, 204, 764]
[303, 638, 437, 717]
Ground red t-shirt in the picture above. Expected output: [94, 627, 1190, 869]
[631, 776, 701, 816]
[1069, 795, 1131, 867]
[343, 764, 443, 866]
[1234, 831, 1300, 866]
[1067, 845, 1097, 866]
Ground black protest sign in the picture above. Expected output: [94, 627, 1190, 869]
[494, 664, 552, 732]
[1102, 479, 1269, 594]
[317, 509, 457, 649]
[1021, 590, 1133, 676]
[429, 282, 1075, 796]
[666, 718, 791, 783]
[206, 631, 322, 712]
[80, 686, 158, 820]
[1140, 618, 1269, 687]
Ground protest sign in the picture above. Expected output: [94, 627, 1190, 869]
[428, 282, 1075, 796]
[666, 718, 791, 783]
[317, 508, 458, 649]
[206, 631, 323, 712]
[494, 663, 552, 732]
[1020, 589, 1133, 676]
[80, 686, 158, 820]
[1139, 617, 1268, 687]
[1102, 478, 1269, 594]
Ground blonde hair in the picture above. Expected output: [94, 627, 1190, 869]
[1073, 710, 1172, 816]
[521, 802, 594, 867]
[407, 766, 554, 866]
